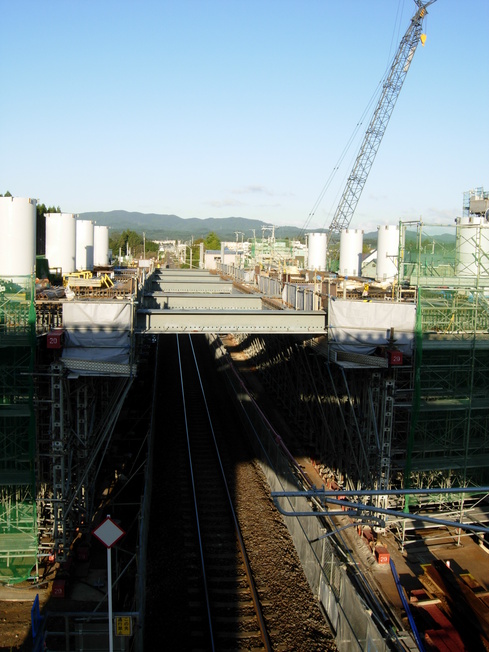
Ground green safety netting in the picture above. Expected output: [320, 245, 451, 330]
[0, 277, 38, 583]
[401, 220, 489, 499]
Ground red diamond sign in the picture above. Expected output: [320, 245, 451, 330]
[92, 517, 126, 549]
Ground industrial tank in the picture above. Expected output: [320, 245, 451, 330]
[45, 213, 76, 275]
[455, 216, 489, 277]
[93, 225, 109, 267]
[376, 224, 399, 282]
[0, 196, 37, 277]
[307, 232, 327, 271]
[75, 219, 94, 271]
[339, 228, 363, 277]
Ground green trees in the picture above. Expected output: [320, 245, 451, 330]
[204, 232, 221, 250]
[36, 203, 61, 219]
[109, 230, 158, 259]
[110, 229, 142, 254]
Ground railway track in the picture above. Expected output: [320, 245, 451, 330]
[145, 334, 335, 651]
[175, 334, 271, 650]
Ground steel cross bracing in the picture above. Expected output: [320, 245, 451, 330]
[50, 363, 68, 558]
[38, 371, 133, 562]
[231, 332, 405, 494]
[328, 0, 435, 248]
[379, 379, 395, 502]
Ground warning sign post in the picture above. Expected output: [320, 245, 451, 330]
[92, 516, 126, 652]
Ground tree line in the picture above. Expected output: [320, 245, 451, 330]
[109, 230, 222, 261]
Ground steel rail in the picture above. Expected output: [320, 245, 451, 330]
[176, 334, 215, 651]
[179, 334, 272, 651]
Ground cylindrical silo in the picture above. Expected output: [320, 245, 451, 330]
[75, 219, 94, 271]
[0, 196, 37, 277]
[339, 228, 364, 277]
[455, 216, 489, 277]
[376, 224, 399, 282]
[94, 225, 110, 266]
[45, 213, 77, 275]
[307, 232, 327, 271]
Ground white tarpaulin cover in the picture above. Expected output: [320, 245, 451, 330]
[328, 300, 416, 355]
[62, 302, 132, 372]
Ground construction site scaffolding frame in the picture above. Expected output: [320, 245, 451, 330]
[0, 275, 38, 584]
[399, 218, 489, 549]
[37, 369, 134, 563]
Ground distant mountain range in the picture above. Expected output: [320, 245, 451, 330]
[79, 210, 456, 246]
[79, 210, 319, 241]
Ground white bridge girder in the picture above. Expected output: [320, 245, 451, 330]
[136, 308, 327, 334]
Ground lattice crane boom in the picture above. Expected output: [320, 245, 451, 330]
[327, 0, 435, 251]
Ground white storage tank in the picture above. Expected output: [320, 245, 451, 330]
[455, 216, 489, 277]
[45, 213, 76, 275]
[94, 225, 110, 267]
[376, 224, 399, 282]
[307, 232, 327, 271]
[0, 196, 37, 277]
[75, 219, 94, 271]
[339, 228, 363, 277]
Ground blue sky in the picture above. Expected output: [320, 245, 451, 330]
[1, 0, 487, 232]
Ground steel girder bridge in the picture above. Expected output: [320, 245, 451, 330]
[137, 268, 327, 335]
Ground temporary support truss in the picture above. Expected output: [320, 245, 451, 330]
[50, 363, 66, 556]
[231, 333, 409, 500]
[231, 321, 489, 536]
[36, 369, 134, 561]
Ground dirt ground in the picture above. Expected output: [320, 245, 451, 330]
[0, 580, 52, 651]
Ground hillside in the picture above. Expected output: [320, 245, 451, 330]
[79, 210, 323, 241]
[363, 230, 456, 248]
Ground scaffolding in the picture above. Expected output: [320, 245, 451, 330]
[1, 271, 139, 583]
[36, 365, 134, 563]
[34, 295, 138, 564]
[463, 187, 489, 218]
[0, 276, 38, 583]
[231, 215, 489, 518]
[400, 219, 489, 497]
[231, 332, 412, 499]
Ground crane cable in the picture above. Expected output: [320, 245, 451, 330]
[298, 0, 413, 240]
[298, 86, 379, 239]
[315, 3, 411, 233]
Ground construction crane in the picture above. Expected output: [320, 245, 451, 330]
[327, 0, 436, 256]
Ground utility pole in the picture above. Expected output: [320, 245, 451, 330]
[235, 231, 244, 269]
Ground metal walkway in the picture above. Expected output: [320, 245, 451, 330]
[137, 269, 327, 335]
